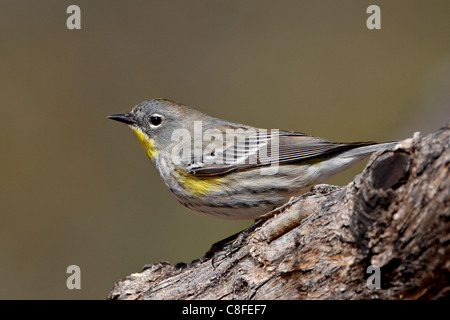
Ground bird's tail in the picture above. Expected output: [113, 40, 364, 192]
[340, 141, 398, 159]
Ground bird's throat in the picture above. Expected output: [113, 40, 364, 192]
[129, 126, 159, 159]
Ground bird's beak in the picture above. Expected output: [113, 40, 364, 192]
[107, 113, 137, 125]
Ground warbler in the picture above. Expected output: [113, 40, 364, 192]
[108, 99, 396, 220]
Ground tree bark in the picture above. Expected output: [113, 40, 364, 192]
[108, 125, 449, 300]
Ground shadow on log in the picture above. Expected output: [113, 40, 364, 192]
[108, 125, 449, 300]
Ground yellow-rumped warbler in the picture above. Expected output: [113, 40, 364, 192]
[109, 99, 396, 220]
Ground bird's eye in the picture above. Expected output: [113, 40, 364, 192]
[149, 115, 163, 126]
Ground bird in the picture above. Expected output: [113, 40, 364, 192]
[108, 98, 396, 220]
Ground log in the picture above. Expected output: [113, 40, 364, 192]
[108, 124, 449, 300]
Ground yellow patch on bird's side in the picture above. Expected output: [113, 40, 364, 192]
[175, 169, 224, 196]
[129, 126, 159, 159]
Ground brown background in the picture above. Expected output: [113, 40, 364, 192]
[0, 0, 449, 299]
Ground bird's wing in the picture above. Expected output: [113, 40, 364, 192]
[187, 130, 375, 176]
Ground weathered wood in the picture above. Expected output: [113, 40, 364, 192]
[108, 125, 449, 300]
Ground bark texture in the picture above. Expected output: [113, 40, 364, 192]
[108, 125, 449, 300]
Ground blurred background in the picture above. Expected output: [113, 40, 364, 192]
[0, 0, 449, 299]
